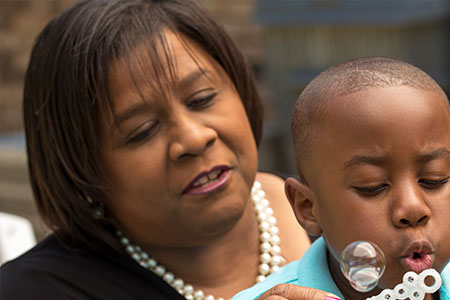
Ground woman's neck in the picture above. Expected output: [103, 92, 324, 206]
[138, 198, 260, 299]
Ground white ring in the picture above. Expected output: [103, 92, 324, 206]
[417, 268, 442, 293]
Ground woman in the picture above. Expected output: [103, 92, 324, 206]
[0, 1, 325, 299]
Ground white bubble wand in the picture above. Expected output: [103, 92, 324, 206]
[340, 241, 442, 300]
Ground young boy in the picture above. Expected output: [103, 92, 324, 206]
[233, 57, 450, 300]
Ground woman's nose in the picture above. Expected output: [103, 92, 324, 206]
[391, 184, 431, 228]
[168, 115, 217, 161]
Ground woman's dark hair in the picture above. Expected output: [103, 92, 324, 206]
[23, 0, 263, 251]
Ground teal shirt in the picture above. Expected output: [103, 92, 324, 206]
[232, 237, 450, 300]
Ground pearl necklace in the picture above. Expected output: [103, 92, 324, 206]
[117, 181, 282, 300]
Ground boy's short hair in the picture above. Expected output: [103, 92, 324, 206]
[291, 57, 448, 182]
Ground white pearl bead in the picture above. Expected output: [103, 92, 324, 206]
[256, 275, 266, 282]
[163, 272, 174, 282]
[205, 295, 215, 300]
[270, 235, 280, 245]
[257, 212, 268, 222]
[259, 263, 270, 275]
[260, 242, 271, 253]
[268, 216, 277, 225]
[132, 253, 140, 261]
[194, 289, 204, 299]
[255, 203, 265, 212]
[257, 190, 265, 198]
[121, 237, 129, 245]
[141, 252, 149, 260]
[148, 258, 158, 268]
[269, 226, 279, 235]
[173, 278, 184, 289]
[270, 245, 281, 255]
[139, 261, 148, 268]
[264, 207, 274, 216]
[271, 265, 280, 273]
[185, 295, 194, 300]
[252, 193, 261, 201]
[155, 265, 166, 276]
[260, 252, 271, 263]
[261, 199, 269, 207]
[184, 284, 194, 295]
[260, 232, 271, 242]
[253, 181, 262, 189]
[271, 255, 282, 266]
[259, 221, 270, 232]
[126, 245, 135, 253]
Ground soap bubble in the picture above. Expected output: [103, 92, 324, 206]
[340, 241, 386, 292]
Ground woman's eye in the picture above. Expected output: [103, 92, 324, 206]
[419, 177, 449, 189]
[187, 92, 217, 110]
[125, 122, 158, 145]
[352, 184, 389, 197]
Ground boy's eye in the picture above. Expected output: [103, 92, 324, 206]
[352, 184, 389, 197]
[187, 92, 217, 110]
[419, 177, 449, 189]
[125, 121, 159, 145]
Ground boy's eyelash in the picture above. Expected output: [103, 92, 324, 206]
[353, 177, 449, 195]
[353, 184, 389, 196]
[419, 177, 449, 188]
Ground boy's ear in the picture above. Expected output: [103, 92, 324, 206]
[285, 177, 322, 236]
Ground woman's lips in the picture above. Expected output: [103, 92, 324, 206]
[182, 166, 230, 195]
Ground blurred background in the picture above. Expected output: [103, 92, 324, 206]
[1, 0, 449, 243]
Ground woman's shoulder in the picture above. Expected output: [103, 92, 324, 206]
[255, 171, 285, 195]
[0, 234, 185, 300]
[0, 235, 76, 299]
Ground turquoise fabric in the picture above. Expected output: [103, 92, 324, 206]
[232, 237, 450, 300]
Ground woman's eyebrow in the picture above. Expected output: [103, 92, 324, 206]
[115, 69, 214, 125]
[116, 102, 149, 125]
[178, 69, 212, 89]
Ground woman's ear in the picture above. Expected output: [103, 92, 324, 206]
[285, 177, 322, 236]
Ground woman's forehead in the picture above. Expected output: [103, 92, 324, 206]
[108, 31, 224, 99]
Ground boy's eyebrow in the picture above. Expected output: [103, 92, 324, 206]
[417, 147, 450, 163]
[343, 148, 450, 170]
[343, 155, 385, 170]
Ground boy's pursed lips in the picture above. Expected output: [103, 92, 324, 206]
[399, 240, 434, 273]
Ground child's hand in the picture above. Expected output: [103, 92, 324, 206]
[256, 283, 341, 300]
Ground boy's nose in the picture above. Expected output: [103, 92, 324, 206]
[391, 184, 431, 228]
[168, 115, 217, 161]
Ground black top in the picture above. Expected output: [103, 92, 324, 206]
[0, 235, 185, 300]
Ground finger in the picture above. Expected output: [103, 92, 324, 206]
[257, 283, 341, 300]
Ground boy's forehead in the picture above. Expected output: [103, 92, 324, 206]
[311, 86, 450, 155]
[302, 86, 450, 179]
[322, 85, 449, 119]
